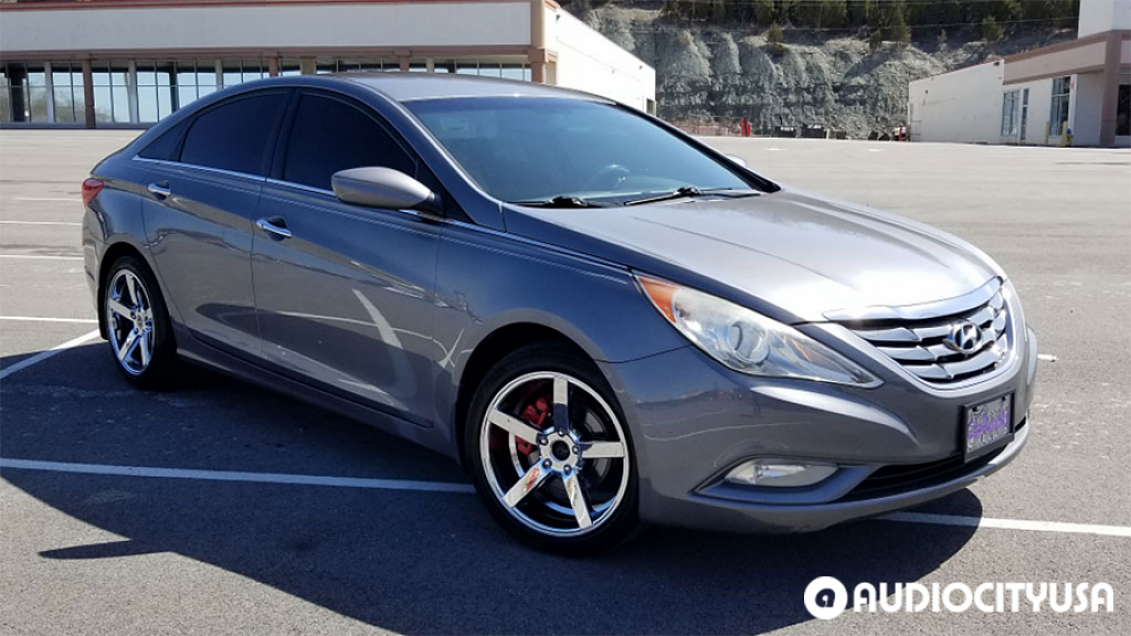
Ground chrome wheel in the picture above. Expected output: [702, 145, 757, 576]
[105, 269, 155, 376]
[479, 371, 630, 537]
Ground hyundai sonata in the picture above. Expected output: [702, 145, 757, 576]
[82, 74, 1037, 554]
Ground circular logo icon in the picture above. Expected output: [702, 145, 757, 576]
[944, 319, 983, 353]
[804, 576, 848, 620]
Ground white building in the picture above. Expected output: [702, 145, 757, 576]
[0, 0, 656, 128]
[908, 0, 1130, 148]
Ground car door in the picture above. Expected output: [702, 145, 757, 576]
[139, 89, 290, 354]
[252, 89, 441, 425]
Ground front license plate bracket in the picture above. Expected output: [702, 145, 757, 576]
[963, 394, 1013, 461]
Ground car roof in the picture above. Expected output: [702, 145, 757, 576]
[330, 72, 610, 103]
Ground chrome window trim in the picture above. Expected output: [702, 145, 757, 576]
[137, 154, 485, 230]
[397, 93, 607, 104]
[264, 177, 334, 197]
[132, 156, 267, 183]
[262, 176, 445, 225]
[823, 278, 1002, 322]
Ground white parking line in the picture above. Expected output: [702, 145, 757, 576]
[0, 329, 100, 381]
[10, 197, 79, 202]
[0, 316, 98, 324]
[881, 511, 1131, 538]
[0, 458, 476, 494]
[0, 220, 81, 226]
[0, 254, 83, 261]
[0, 457, 1128, 538]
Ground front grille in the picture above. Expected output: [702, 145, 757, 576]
[839, 284, 1011, 385]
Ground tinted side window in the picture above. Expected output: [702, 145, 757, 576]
[283, 93, 415, 190]
[180, 92, 288, 175]
[138, 118, 190, 160]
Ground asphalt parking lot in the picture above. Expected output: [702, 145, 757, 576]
[1, 129, 1129, 635]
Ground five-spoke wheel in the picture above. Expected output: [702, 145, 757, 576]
[106, 269, 155, 376]
[467, 345, 638, 554]
[102, 255, 175, 388]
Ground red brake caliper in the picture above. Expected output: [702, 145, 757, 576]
[515, 395, 550, 455]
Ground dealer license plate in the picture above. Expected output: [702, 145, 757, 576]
[964, 395, 1013, 461]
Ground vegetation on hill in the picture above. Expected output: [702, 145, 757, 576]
[564, 0, 1080, 137]
[567, 0, 1079, 42]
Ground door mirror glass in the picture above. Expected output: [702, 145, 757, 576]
[332, 167, 439, 213]
[725, 154, 748, 168]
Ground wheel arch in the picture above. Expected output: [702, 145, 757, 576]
[452, 321, 594, 468]
[96, 241, 154, 340]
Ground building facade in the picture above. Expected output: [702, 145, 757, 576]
[908, 0, 1130, 148]
[0, 0, 656, 128]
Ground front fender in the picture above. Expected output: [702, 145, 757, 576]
[430, 220, 687, 457]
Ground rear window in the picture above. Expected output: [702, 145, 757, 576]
[179, 92, 288, 175]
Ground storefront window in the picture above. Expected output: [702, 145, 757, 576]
[316, 59, 395, 74]
[0, 63, 49, 122]
[178, 61, 219, 110]
[1000, 90, 1019, 137]
[135, 61, 175, 123]
[451, 59, 530, 81]
[1117, 84, 1130, 137]
[26, 66, 48, 122]
[279, 60, 302, 76]
[50, 63, 86, 123]
[1049, 76, 1071, 136]
[92, 62, 131, 124]
[0, 55, 538, 126]
[0, 69, 9, 122]
[501, 64, 528, 81]
[221, 59, 265, 87]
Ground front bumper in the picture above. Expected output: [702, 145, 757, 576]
[598, 327, 1038, 533]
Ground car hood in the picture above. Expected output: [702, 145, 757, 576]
[502, 189, 1000, 323]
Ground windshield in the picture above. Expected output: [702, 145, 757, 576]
[405, 97, 757, 204]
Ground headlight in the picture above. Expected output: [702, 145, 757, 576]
[637, 275, 881, 387]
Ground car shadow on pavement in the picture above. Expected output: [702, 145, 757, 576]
[1, 343, 983, 635]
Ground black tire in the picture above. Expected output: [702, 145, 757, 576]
[102, 254, 177, 389]
[465, 342, 641, 556]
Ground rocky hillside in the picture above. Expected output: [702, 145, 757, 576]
[571, 2, 1076, 137]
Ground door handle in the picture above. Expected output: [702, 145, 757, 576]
[147, 182, 171, 200]
[256, 217, 292, 240]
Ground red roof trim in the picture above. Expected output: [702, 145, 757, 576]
[0, 0, 528, 12]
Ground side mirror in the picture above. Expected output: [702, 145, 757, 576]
[725, 154, 748, 169]
[331, 167, 440, 214]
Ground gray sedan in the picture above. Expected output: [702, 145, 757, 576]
[81, 74, 1037, 554]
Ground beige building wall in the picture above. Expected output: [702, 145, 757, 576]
[0, 2, 534, 53]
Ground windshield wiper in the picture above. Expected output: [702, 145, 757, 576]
[623, 187, 761, 206]
[511, 196, 610, 209]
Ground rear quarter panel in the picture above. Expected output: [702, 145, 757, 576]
[82, 156, 166, 322]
